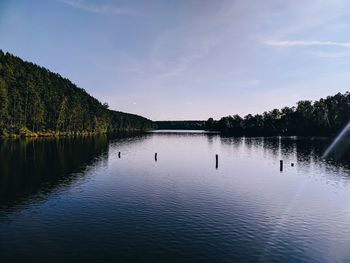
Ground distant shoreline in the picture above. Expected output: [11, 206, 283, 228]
[0, 129, 152, 140]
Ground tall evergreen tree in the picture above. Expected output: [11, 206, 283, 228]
[0, 78, 8, 129]
[0, 50, 154, 137]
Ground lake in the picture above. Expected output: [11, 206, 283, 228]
[1, 131, 350, 262]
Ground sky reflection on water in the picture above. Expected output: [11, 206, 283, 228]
[1, 133, 350, 262]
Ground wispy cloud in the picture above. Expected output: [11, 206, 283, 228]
[60, 0, 136, 16]
[308, 50, 350, 59]
[264, 40, 350, 48]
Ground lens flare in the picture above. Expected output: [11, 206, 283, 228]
[323, 122, 350, 159]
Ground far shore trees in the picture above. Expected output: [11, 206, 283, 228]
[206, 92, 350, 136]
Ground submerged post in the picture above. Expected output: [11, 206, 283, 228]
[216, 154, 218, 169]
[155, 152, 157, 161]
[280, 160, 283, 171]
[118, 152, 121, 158]
[291, 163, 294, 167]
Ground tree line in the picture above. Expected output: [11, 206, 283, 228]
[206, 92, 350, 136]
[0, 50, 154, 138]
[155, 121, 205, 130]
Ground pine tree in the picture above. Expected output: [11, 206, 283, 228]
[56, 97, 68, 132]
[0, 78, 8, 129]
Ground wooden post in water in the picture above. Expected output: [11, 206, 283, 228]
[216, 154, 218, 169]
[155, 152, 157, 161]
[291, 163, 294, 167]
[118, 152, 121, 158]
[280, 160, 283, 171]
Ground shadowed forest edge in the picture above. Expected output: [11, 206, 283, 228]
[1, 50, 349, 138]
[0, 50, 154, 138]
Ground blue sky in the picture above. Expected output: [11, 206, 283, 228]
[1, 0, 350, 120]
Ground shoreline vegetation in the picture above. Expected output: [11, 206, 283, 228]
[2, 127, 149, 139]
[155, 121, 205, 130]
[0, 50, 154, 139]
[205, 91, 350, 136]
[1, 50, 349, 139]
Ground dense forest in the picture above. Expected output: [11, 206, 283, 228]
[0, 50, 154, 138]
[206, 92, 350, 136]
[155, 121, 205, 130]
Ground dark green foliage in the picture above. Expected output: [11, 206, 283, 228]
[206, 92, 350, 136]
[155, 121, 205, 130]
[0, 50, 153, 137]
[109, 110, 155, 131]
[0, 77, 8, 132]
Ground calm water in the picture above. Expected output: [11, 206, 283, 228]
[1, 132, 350, 262]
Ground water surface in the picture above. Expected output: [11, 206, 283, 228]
[1, 132, 350, 262]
